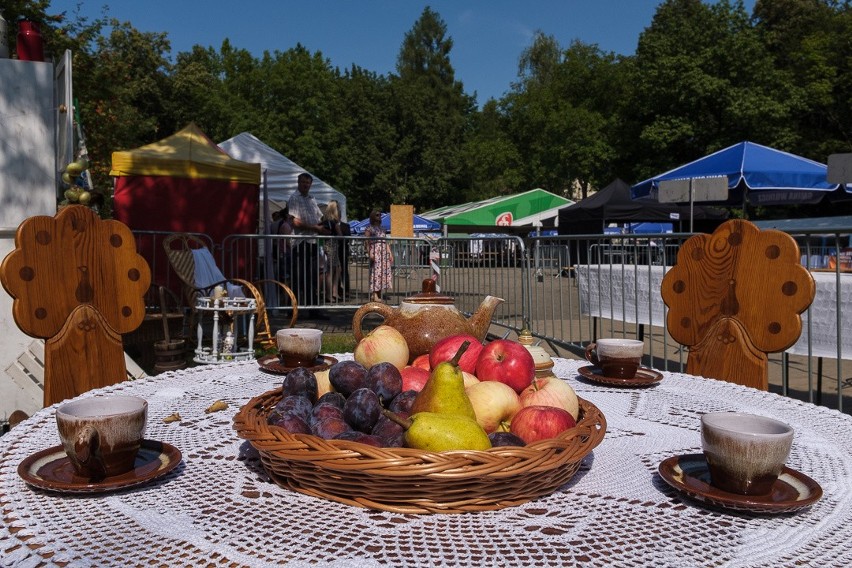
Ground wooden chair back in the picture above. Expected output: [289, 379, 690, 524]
[0, 206, 151, 405]
[661, 219, 815, 390]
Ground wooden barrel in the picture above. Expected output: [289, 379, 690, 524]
[154, 339, 187, 373]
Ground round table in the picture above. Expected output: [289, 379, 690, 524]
[1, 358, 851, 567]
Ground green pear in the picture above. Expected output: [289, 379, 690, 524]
[65, 160, 86, 176]
[410, 341, 476, 419]
[384, 410, 492, 452]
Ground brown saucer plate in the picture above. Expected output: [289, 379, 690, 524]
[18, 439, 182, 494]
[658, 453, 822, 514]
[577, 365, 663, 387]
[258, 354, 338, 375]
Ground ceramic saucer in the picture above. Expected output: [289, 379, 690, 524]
[258, 354, 338, 375]
[18, 439, 182, 494]
[658, 453, 822, 514]
[577, 365, 663, 387]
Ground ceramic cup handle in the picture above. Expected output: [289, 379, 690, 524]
[74, 424, 106, 480]
[584, 343, 600, 367]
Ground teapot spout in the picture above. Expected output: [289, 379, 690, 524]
[468, 295, 505, 341]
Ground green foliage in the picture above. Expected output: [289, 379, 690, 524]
[19, 0, 852, 223]
[387, 8, 475, 212]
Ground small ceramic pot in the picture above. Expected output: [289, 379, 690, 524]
[701, 411, 794, 495]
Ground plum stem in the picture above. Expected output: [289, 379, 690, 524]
[382, 409, 412, 430]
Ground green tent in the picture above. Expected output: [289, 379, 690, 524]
[422, 189, 574, 234]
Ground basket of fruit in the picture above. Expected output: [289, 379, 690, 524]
[234, 331, 606, 514]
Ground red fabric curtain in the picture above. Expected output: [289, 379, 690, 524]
[114, 175, 259, 293]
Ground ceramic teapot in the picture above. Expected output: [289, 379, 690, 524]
[352, 279, 504, 362]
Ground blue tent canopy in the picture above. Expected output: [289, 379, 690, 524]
[631, 141, 844, 206]
[602, 222, 673, 235]
[629, 222, 673, 234]
[350, 213, 441, 235]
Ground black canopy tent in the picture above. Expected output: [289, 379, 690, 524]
[557, 179, 729, 235]
[556, 179, 729, 265]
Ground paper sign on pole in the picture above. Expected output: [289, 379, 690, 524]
[658, 176, 727, 203]
[658, 176, 727, 233]
[827, 154, 852, 184]
[390, 204, 414, 237]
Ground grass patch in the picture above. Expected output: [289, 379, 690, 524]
[323, 333, 357, 354]
[254, 332, 357, 359]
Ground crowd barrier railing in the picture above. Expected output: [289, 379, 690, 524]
[133, 228, 850, 412]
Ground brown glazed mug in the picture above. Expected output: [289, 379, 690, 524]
[701, 412, 794, 495]
[585, 338, 644, 379]
[277, 328, 323, 367]
[55, 395, 147, 480]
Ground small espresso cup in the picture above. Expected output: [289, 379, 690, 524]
[584, 338, 644, 379]
[277, 328, 322, 367]
[55, 395, 148, 480]
[701, 411, 794, 495]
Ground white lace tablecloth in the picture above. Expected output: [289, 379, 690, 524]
[2, 357, 851, 567]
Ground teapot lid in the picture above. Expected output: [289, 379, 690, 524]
[405, 278, 454, 305]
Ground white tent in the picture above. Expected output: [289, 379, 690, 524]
[218, 132, 348, 221]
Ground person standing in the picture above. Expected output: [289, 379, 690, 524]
[287, 173, 327, 307]
[365, 209, 394, 302]
[321, 200, 343, 301]
[272, 207, 294, 283]
[337, 217, 352, 300]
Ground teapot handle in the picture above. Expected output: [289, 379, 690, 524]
[352, 302, 394, 341]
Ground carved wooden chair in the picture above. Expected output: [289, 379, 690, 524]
[0, 206, 151, 406]
[661, 219, 815, 390]
[162, 233, 297, 349]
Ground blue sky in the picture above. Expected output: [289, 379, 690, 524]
[50, 0, 756, 105]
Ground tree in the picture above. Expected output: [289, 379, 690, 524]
[168, 45, 231, 136]
[625, 0, 796, 181]
[335, 65, 397, 219]
[388, 7, 475, 211]
[753, 0, 852, 158]
[73, 19, 173, 195]
[460, 100, 523, 202]
[502, 34, 622, 199]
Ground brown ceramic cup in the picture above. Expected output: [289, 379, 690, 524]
[277, 328, 323, 367]
[584, 338, 644, 379]
[701, 412, 794, 495]
[55, 395, 148, 480]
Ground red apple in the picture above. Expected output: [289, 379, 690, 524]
[429, 334, 483, 374]
[400, 365, 430, 392]
[475, 339, 535, 393]
[520, 376, 580, 420]
[510, 405, 576, 444]
[466, 380, 521, 433]
[353, 325, 409, 370]
[412, 354, 431, 371]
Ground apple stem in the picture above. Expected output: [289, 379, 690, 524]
[382, 409, 412, 430]
[451, 340, 471, 366]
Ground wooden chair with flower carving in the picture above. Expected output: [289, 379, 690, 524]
[661, 219, 815, 390]
[0, 206, 152, 406]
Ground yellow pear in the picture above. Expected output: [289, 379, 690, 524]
[384, 410, 491, 451]
[410, 341, 476, 419]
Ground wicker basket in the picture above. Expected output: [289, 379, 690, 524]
[233, 387, 606, 514]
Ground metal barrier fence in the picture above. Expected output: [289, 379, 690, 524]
[135, 227, 851, 413]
